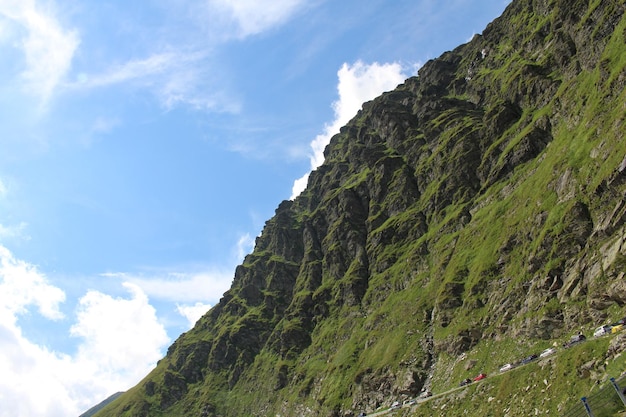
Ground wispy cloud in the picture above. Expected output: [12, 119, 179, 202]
[99, 269, 232, 335]
[69, 51, 240, 112]
[208, 0, 308, 37]
[0, 0, 309, 113]
[0, 179, 30, 242]
[72, 116, 123, 148]
[290, 60, 410, 199]
[91, 116, 121, 135]
[0, 0, 79, 105]
[72, 53, 181, 89]
[0, 222, 30, 241]
[236, 233, 255, 262]
[103, 269, 233, 305]
[176, 302, 211, 328]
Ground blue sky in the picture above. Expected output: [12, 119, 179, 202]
[0, 0, 511, 415]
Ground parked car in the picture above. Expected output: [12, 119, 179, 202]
[473, 373, 487, 382]
[390, 401, 401, 410]
[594, 325, 612, 337]
[418, 390, 432, 399]
[357, 413, 366, 417]
[520, 354, 538, 365]
[499, 363, 514, 372]
[459, 378, 472, 386]
[539, 347, 556, 358]
[612, 324, 624, 334]
[563, 333, 586, 348]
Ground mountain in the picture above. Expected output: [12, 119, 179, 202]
[94, 0, 626, 415]
[80, 392, 124, 417]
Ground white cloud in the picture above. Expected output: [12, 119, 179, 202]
[0, 0, 305, 112]
[106, 269, 233, 304]
[176, 302, 211, 328]
[209, 0, 307, 37]
[0, 246, 170, 417]
[70, 51, 238, 112]
[0, 245, 65, 319]
[0, 0, 79, 104]
[290, 61, 409, 199]
[74, 53, 180, 89]
[0, 222, 30, 242]
[236, 233, 255, 262]
[0, 336, 76, 417]
[70, 282, 170, 380]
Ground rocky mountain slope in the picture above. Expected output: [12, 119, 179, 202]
[95, 0, 626, 415]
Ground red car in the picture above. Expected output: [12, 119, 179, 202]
[473, 373, 487, 382]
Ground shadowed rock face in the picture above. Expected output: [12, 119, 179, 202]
[95, 0, 626, 416]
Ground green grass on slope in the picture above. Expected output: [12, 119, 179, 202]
[403, 336, 626, 417]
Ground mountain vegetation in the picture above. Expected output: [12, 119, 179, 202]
[94, 0, 626, 415]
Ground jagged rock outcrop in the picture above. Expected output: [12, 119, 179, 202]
[96, 0, 626, 416]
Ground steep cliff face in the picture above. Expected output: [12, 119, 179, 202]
[97, 0, 626, 416]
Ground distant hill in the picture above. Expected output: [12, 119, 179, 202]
[95, 0, 626, 415]
[79, 392, 124, 417]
